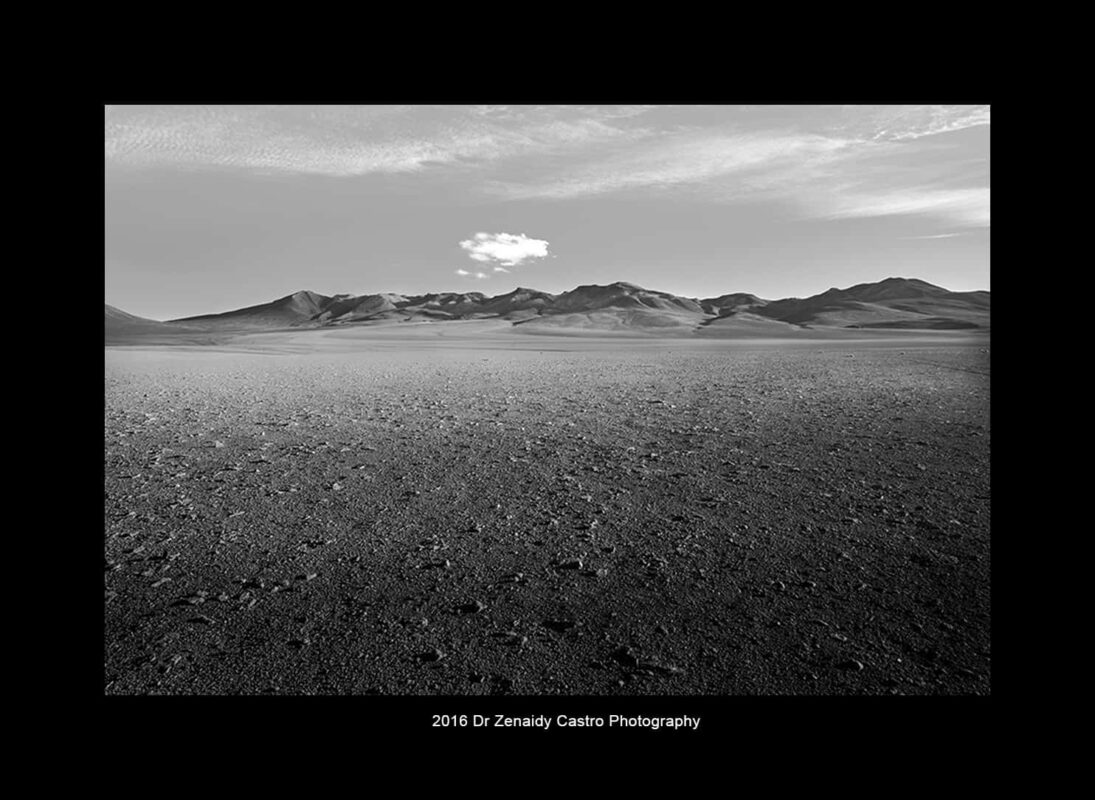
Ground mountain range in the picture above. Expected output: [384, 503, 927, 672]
[106, 277, 989, 342]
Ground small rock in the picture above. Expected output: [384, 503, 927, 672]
[612, 647, 639, 668]
[493, 630, 523, 644]
[172, 595, 205, 606]
[457, 600, 487, 615]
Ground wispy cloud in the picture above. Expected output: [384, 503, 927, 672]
[493, 131, 854, 200]
[870, 105, 990, 141]
[491, 114, 989, 227]
[454, 267, 489, 280]
[816, 187, 990, 226]
[104, 105, 647, 176]
[105, 105, 989, 228]
[899, 232, 966, 240]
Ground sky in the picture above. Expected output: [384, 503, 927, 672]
[105, 105, 990, 320]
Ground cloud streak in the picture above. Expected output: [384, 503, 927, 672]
[105, 105, 989, 228]
[899, 232, 966, 240]
[492, 131, 854, 200]
[490, 118, 989, 227]
[104, 105, 647, 177]
[871, 105, 990, 141]
[816, 187, 990, 226]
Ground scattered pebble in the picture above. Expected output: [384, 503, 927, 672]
[457, 600, 487, 615]
[172, 595, 205, 606]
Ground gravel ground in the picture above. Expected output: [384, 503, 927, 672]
[104, 335, 990, 695]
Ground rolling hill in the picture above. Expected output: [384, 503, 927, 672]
[753, 278, 988, 330]
[106, 276, 989, 341]
[105, 304, 211, 344]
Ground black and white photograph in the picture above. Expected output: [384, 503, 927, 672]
[104, 104, 990, 707]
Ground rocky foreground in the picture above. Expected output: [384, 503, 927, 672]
[104, 338, 990, 695]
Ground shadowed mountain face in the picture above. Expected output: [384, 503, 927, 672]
[172, 290, 334, 329]
[700, 293, 767, 316]
[108, 277, 988, 339]
[753, 278, 989, 330]
[550, 282, 704, 315]
[105, 304, 212, 344]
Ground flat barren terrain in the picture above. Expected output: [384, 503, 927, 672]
[104, 328, 990, 695]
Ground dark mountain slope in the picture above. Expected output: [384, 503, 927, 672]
[171, 290, 332, 329]
[113, 277, 988, 338]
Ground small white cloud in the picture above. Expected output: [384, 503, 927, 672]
[455, 267, 490, 280]
[459, 232, 550, 268]
[493, 266, 509, 272]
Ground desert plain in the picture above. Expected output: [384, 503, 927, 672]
[104, 322, 990, 696]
